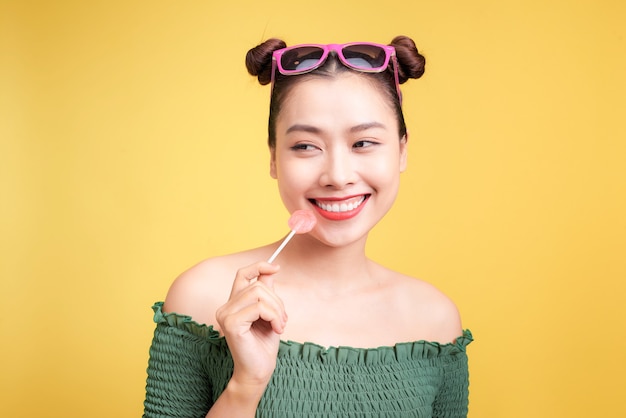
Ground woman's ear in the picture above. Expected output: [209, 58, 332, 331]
[399, 134, 408, 173]
[269, 146, 277, 179]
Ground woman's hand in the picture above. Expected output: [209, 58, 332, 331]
[215, 261, 286, 389]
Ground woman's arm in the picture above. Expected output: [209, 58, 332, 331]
[205, 379, 266, 418]
[208, 261, 286, 416]
[144, 260, 286, 417]
[143, 322, 212, 417]
[432, 349, 471, 418]
[143, 311, 267, 418]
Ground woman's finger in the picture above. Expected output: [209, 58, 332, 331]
[217, 280, 287, 333]
[229, 261, 280, 297]
[221, 280, 286, 320]
[222, 297, 287, 335]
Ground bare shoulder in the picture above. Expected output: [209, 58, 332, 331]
[386, 269, 464, 344]
[162, 246, 269, 326]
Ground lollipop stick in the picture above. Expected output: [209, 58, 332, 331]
[266, 210, 316, 264]
[267, 230, 296, 263]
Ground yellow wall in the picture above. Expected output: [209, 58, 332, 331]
[1, 0, 624, 416]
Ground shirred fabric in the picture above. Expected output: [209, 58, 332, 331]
[144, 302, 472, 418]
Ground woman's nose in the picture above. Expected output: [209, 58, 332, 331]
[319, 150, 357, 188]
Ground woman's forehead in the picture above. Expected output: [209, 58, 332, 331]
[277, 74, 397, 127]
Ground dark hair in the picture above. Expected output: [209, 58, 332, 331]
[245, 36, 425, 148]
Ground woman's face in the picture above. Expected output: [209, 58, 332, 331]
[271, 73, 407, 248]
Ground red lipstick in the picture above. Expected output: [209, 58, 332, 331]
[310, 195, 369, 221]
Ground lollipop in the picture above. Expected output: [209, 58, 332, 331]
[287, 210, 317, 234]
[267, 210, 317, 263]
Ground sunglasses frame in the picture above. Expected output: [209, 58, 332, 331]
[270, 42, 402, 103]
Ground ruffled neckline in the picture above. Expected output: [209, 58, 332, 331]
[151, 301, 472, 362]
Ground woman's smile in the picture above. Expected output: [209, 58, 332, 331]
[309, 195, 370, 220]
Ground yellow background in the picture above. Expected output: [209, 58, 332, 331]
[1, 0, 625, 416]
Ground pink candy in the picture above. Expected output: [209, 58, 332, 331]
[267, 210, 317, 263]
[287, 210, 317, 233]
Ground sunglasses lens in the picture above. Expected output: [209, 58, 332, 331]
[280, 46, 325, 72]
[342, 44, 387, 70]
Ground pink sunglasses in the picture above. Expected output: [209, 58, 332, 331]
[271, 42, 402, 103]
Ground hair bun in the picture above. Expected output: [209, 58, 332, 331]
[390, 36, 425, 83]
[245, 38, 287, 85]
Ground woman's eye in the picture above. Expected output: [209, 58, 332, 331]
[353, 140, 377, 149]
[291, 143, 317, 151]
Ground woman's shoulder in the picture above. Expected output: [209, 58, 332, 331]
[382, 267, 464, 344]
[162, 246, 270, 326]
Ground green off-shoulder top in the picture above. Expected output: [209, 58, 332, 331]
[143, 302, 472, 418]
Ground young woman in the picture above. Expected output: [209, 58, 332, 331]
[143, 36, 472, 418]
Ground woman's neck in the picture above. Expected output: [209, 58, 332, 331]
[272, 233, 376, 292]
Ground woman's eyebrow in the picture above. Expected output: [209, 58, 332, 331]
[285, 121, 386, 135]
[285, 124, 321, 135]
[350, 121, 387, 133]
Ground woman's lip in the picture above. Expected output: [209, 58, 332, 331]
[309, 194, 366, 202]
[309, 195, 370, 221]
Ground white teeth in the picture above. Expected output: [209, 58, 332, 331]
[316, 196, 365, 213]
